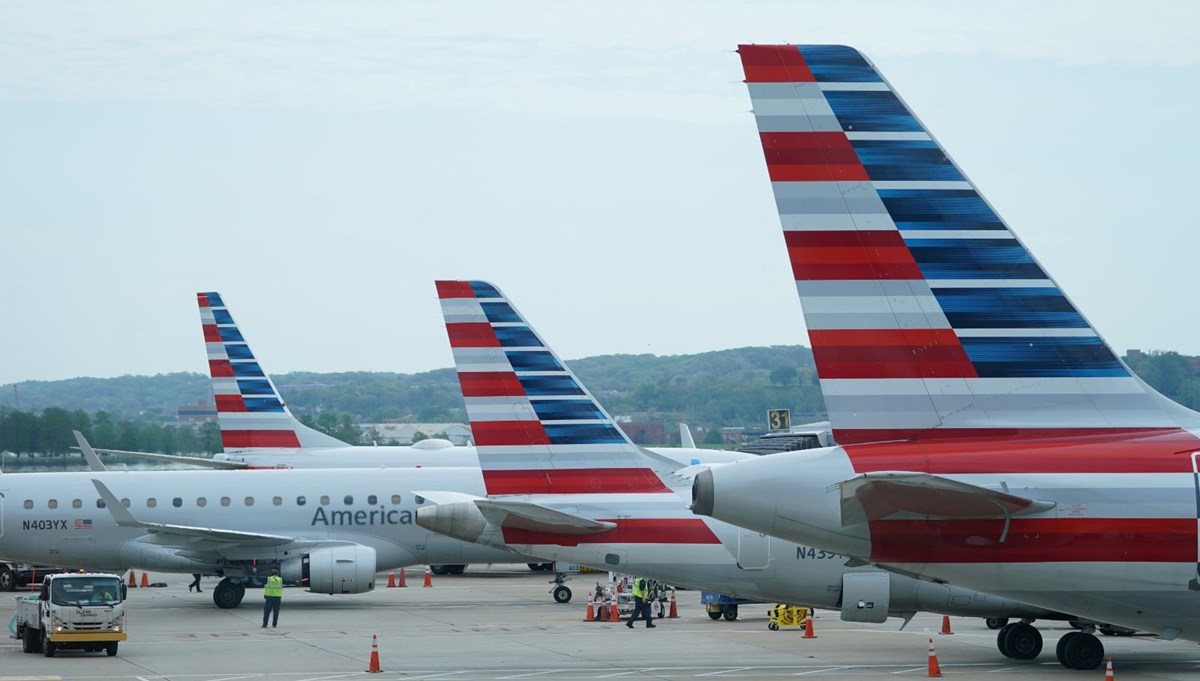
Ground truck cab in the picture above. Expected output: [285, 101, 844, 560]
[13, 573, 128, 657]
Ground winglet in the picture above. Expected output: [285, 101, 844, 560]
[679, 423, 697, 449]
[74, 431, 107, 472]
[90, 479, 141, 527]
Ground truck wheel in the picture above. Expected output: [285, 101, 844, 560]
[41, 630, 55, 657]
[21, 627, 34, 653]
[723, 605, 739, 621]
[707, 611, 722, 620]
[0, 566, 14, 592]
[106, 642, 119, 656]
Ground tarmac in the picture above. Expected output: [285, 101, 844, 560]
[2, 565, 1199, 680]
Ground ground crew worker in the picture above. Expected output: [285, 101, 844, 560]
[625, 576, 656, 629]
[262, 569, 283, 628]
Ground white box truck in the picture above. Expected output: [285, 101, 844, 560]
[13, 572, 128, 657]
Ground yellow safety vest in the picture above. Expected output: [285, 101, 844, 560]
[263, 575, 283, 597]
[632, 577, 647, 599]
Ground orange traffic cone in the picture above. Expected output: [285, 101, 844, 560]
[803, 614, 817, 639]
[584, 598, 596, 622]
[365, 634, 382, 673]
[668, 588, 679, 619]
[128, 571, 137, 588]
[423, 567, 433, 587]
[927, 638, 942, 678]
[939, 615, 953, 635]
[387, 572, 396, 588]
[609, 594, 620, 622]
[397, 568, 407, 588]
[140, 572, 150, 588]
[1104, 657, 1114, 680]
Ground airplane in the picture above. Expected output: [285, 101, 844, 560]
[0, 462, 552, 609]
[691, 44, 1200, 669]
[415, 280, 1063, 626]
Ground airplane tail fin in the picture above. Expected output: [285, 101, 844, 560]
[435, 280, 680, 496]
[738, 44, 1200, 444]
[198, 292, 347, 450]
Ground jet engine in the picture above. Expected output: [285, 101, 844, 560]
[281, 545, 377, 594]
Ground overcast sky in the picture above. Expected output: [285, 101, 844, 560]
[2, 1, 1198, 386]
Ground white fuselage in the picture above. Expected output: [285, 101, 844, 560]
[0, 467, 517, 573]
[698, 444, 1200, 639]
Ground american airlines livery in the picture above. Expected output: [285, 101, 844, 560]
[691, 44, 1200, 669]
[416, 280, 1061, 626]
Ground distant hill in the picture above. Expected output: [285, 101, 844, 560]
[0, 345, 822, 429]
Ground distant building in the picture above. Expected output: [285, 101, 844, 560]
[359, 422, 472, 446]
[719, 426, 746, 445]
[176, 401, 217, 423]
[615, 421, 666, 445]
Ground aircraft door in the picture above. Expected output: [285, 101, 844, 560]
[736, 527, 770, 570]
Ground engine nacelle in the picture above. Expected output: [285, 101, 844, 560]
[840, 572, 890, 623]
[282, 545, 377, 594]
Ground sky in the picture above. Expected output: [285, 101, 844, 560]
[2, 1, 1199, 386]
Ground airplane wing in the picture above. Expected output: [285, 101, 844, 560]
[474, 499, 617, 535]
[75, 447, 248, 470]
[92, 480, 299, 547]
[839, 471, 1056, 531]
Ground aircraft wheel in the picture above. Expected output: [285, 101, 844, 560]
[1057, 631, 1104, 670]
[213, 578, 246, 609]
[553, 585, 572, 603]
[723, 604, 738, 621]
[985, 617, 1009, 630]
[707, 610, 722, 620]
[1003, 622, 1043, 660]
[41, 630, 56, 657]
[996, 623, 1017, 657]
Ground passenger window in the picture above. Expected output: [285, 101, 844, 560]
[244, 497, 254, 507]
[23, 500, 32, 510]
[172, 497, 182, 508]
[121, 498, 131, 508]
[197, 498, 207, 508]
[367, 495, 377, 505]
[146, 498, 157, 508]
[391, 494, 401, 505]
[272, 496, 282, 506]
[72, 499, 82, 509]
[344, 495, 353, 505]
[220, 497, 231, 507]
[296, 496, 307, 506]
[320, 496, 330, 506]
[48, 499, 58, 510]
[96, 499, 106, 509]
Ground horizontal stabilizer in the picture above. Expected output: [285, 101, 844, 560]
[840, 472, 1055, 527]
[74, 446, 249, 470]
[475, 499, 617, 535]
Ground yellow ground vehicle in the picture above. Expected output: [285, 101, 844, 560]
[767, 604, 809, 630]
[13, 573, 128, 657]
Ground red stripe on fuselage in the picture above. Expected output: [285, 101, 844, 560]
[436, 281, 476, 299]
[459, 372, 526, 398]
[784, 230, 924, 281]
[482, 468, 671, 495]
[446, 322, 500, 348]
[843, 429, 1200, 473]
[807, 328, 977, 379]
[221, 430, 301, 448]
[869, 517, 1195, 564]
[738, 44, 815, 83]
[502, 518, 719, 546]
[759, 132, 868, 182]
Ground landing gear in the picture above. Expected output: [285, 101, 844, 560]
[528, 562, 554, 572]
[996, 622, 1041, 660]
[552, 585, 572, 603]
[430, 564, 466, 575]
[985, 617, 1009, 630]
[1056, 631, 1105, 670]
[213, 577, 246, 609]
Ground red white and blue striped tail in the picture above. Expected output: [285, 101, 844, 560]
[739, 45, 1200, 445]
[197, 292, 347, 451]
[435, 280, 679, 496]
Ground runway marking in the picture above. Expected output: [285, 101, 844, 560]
[791, 668, 851, 676]
[0, 677, 64, 681]
[495, 672, 562, 679]
[695, 669, 751, 677]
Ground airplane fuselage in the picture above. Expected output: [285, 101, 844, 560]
[0, 467, 518, 573]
